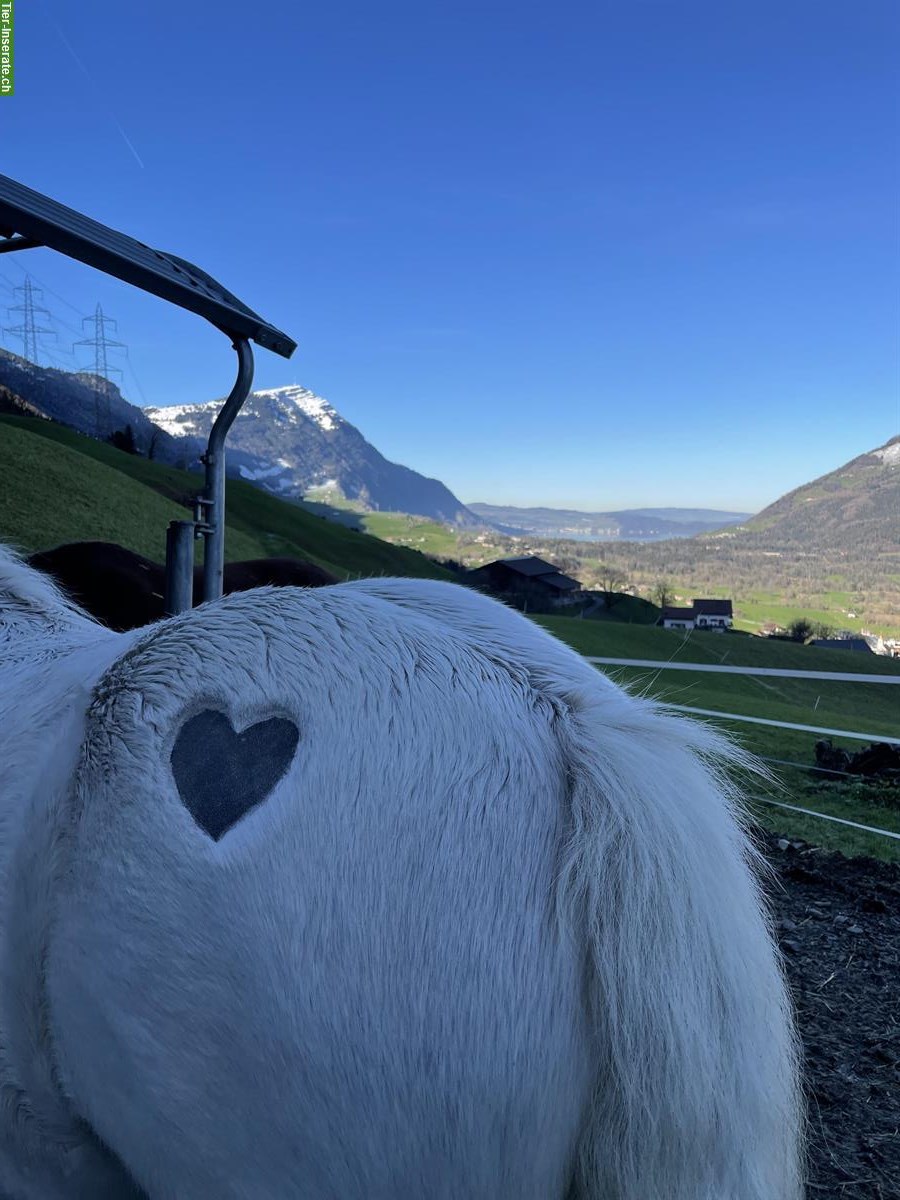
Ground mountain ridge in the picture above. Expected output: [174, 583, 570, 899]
[0, 348, 279, 482]
[0, 355, 483, 527]
[732, 435, 900, 546]
[467, 502, 752, 541]
[542, 434, 900, 629]
[144, 385, 483, 527]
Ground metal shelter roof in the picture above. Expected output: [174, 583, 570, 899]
[0, 173, 296, 358]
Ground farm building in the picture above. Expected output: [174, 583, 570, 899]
[465, 556, 582, 610]
[660, 599, 734, 631]
[660, 605, 696, 630]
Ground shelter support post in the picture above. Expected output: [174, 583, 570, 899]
[164, 521, 196, 616]
[200, 336, 255, 603]
[163, 336, 255, 614]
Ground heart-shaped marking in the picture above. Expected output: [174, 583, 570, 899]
[171, 710, 300, 841]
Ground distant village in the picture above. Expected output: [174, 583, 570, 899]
[465, 555, 900, 656]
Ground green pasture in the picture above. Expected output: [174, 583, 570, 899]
[0, 420, 260, 562]
[0, 416, 456, 583]
[582, 594, 660, 624]
[536, 615, 900, 862]
[733, 594, 870, 636]
[361, 512, 463, 559]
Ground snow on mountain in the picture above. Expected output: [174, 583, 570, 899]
[144, 385, 482, 527]
[253, 385, 341, 431]
[142, 404, 207, 438]
[873, 440, 900, 467]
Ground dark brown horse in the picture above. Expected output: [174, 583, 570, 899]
[26, 541, 340, 632]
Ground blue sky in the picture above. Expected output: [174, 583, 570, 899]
[2, 0, 898, 513]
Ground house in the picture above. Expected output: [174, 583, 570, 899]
[693, 599, 734, 630]
[660, 606, 696, 631]
[465, 556, 582, 610]
[660, 598, 734, 632]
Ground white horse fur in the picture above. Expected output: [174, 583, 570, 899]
[0, 542, 806, 1198]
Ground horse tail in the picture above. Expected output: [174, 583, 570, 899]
[555, 690, 806, 1200]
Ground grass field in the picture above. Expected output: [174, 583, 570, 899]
[532, 617, 900, 862]
[360, 512, 463, 560]
[732, 591, 873, 636]
[0, 416, 456, 583]
[0, 420, 263, 562]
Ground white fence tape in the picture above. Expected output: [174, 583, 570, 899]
[750, 797, 900, 842]
[662, 704, 900, 746]
[580, 655, 900, 841]
[583, 656, 900, 744]
[585, 656, 900, 684]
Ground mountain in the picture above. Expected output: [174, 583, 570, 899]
[467, 503, 751, 541]
[561, 435, 900, 631]
[626, 507, 755, 526]
[0, 355, 475, 525]
[0, 350, 290, 483]
[145, 385, 482, 527]
[728, 436, 900, 552]
[0, 348, 173, 452]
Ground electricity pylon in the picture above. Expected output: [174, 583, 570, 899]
[3, 277, 57, 364]
[74, 303, 125, 436]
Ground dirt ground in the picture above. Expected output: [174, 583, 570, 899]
[756, 828, 900, 1199]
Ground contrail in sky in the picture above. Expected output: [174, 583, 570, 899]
[41, 3, 146, 170]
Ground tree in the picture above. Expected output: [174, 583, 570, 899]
[652, 580, 674, 610]
[596, 565, 628, 609]
[435, 556, 466, 576]
[107, 424, 138, 455]
[788, 618, 813, 643]
[147, 429, 160, 461]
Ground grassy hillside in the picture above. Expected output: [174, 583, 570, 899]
[0, 420, 261, 561]
[0, 416, 456, 582]
[742, 435, 899, 544]
[361, 512, 463, 560]
[581, 594, 660, 624]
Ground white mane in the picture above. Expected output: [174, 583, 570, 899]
[0, 543, 113, 664]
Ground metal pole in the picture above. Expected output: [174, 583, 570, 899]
[164, 521, 196, 616]
[200, 336, 254, 604]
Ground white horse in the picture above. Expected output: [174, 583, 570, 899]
[0, 543, 806, 1199]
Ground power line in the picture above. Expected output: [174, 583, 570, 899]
[3, 277, 57, 364]
[123, 350, 149, 406]
[2, 253, 86, 318]
[0, 259, 152, 409]
[38, 341, 79, 372]
[0, 269, 20, 297]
